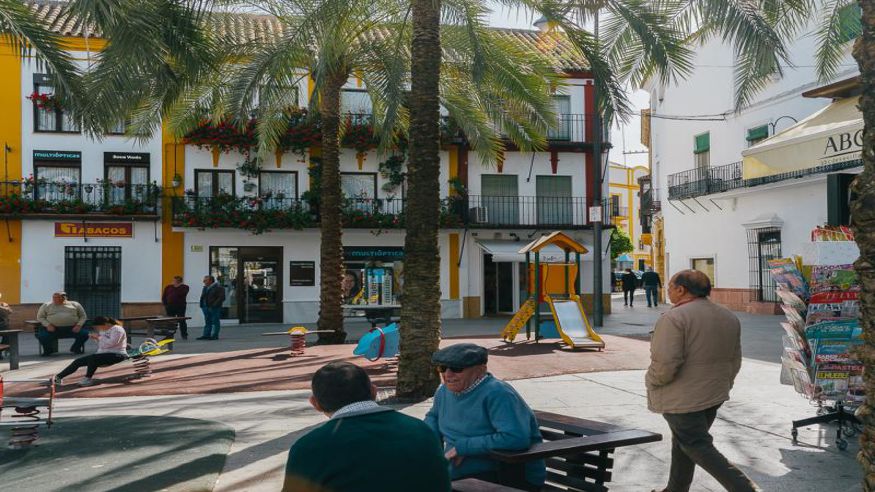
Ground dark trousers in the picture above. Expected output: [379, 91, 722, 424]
[663, 404, 758, 492]
[36, 325, 90, 354]
[165, 304, 188, 337]
[57, 353, 128, 379]
[201, 306, 222, 338]
[645, 285, 659, 306]
[623, 288, 636, 305]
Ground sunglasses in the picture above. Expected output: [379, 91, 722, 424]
[436, 365, 466, 374]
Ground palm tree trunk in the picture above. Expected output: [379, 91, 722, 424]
[317, 74, 349, 344]
[853, 2, 875, 489]
[397, 0, 442, 398]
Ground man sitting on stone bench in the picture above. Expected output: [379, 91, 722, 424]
[425, 343, 546, 491]
[36, 292, 89, 356]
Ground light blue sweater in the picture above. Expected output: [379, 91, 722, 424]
[424, 373, 546, 486]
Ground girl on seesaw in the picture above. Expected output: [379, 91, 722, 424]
[54, 316, 128, 387]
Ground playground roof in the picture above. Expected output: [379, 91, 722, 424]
[519, 231, 588, 255]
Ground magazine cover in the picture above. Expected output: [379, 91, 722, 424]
[769, 257, 809, 300]
[810, 265, 860, 294]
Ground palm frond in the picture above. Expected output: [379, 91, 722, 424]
[813, 0, 859, 83]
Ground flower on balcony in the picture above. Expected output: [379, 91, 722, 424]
[27, 91, 63, 111]
[182, 118, 258, 154]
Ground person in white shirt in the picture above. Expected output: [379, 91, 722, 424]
[54, 316, 128, 387]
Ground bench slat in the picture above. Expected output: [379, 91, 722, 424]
[0, 421, 50, 427]
[491, 430, 661, 463]
[546, 471, 608, 492]
[544, 457, 612, 482]
[3, 397, 51, 407]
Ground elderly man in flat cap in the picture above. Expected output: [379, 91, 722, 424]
[424, 343, 545, 491]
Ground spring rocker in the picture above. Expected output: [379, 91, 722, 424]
[262, 326, 334, 356]
[501, 231, 605, 350]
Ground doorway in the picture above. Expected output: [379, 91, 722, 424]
[483, 254, 527, 315]
[210, 246, 283, 323]
[64, 246, 122, 319]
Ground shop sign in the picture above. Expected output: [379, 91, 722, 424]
[343, 246, 404, 262]
[821, 128, 863, 166]
[104, 152, 150, 164]
[289, 261, 316, 286]
[33, 150, 81, 161]
[54, 222, 133, 238]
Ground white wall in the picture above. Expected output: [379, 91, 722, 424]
[20, 221, 162, 303]
[646, 17, 859, 290]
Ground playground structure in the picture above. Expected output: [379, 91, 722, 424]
[262, 326, 334, 356]
[126, 338, 175, 380]
[0, 375, 55, 448]
[501, 232, 605, 350]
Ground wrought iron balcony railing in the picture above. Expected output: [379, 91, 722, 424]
[171, 194, 609, 233]
[0, 181, 160, 217]
[667, 162, 743, 200]
[547, 114, 587, 143]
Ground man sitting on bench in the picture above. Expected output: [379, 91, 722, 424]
[36, 292, 89, 356]
[425, 343, 546, 491]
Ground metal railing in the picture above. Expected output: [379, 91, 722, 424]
[172, 194, 608, 230]
[0, 181, 160, 216]
[667, 162, 743, 200]
[547, 114, 587, 143]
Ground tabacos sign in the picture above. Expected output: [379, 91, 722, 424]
[821, 128, 863, 165]
[55, 222, 133, 238]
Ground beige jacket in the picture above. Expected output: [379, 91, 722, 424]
[646, 298, 742, 414]
[37, 300, 87, 328]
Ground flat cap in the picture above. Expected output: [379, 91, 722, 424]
[432, 343, 488, 368]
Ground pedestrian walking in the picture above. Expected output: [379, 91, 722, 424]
[198, 275, 225, 340]
[162, 276, 190, 339]
[647, 270, 759, 492]
[35, 292, 89, 355]
[642, 267, 662, 308]
[621, 268, 637, 307]
[0, 294, 11, 356]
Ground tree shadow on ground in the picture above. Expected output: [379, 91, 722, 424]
[0, 415, 234, 492]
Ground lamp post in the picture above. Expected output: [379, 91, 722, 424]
[592, 11, 604, 327]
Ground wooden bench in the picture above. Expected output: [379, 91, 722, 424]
[0, 375, 56, 448]
[0, 329, 22, 370]
[26, 319, 91, 355]
[485, 411, 662, 492]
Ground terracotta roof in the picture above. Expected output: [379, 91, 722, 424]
[25, 0, 589, 71]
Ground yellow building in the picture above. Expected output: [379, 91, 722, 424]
[607, 163, 651, 271]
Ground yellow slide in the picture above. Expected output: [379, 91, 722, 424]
[546, 295, 605, 350]
[501, 298, 536, 342]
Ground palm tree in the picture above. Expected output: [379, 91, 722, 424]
[851, 2, 874, 489]
[146, 0, 559, 347]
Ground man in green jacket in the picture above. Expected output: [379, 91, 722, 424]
[283, 362, 450, 492]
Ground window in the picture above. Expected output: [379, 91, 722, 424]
[209, 247, 239, 319]
[341, 89, 371, 115]
[610, 194, 622, 217]
[746, 125, 769, 147]
[196, 170, 235, 197]
[259, 171, 298, 209]
[549, 95, 572, 141]
[32, 74, 79, 133]
[747, 228, 781, 302]
[691, 257, 715, 286]
[694, 132, 710, 169]
[35, 163, 81, 201]
[105, 165, 149, 203]
[341, 172, 377, 212]
[536, 175, 572, 225]
[481, 174, 519, 225]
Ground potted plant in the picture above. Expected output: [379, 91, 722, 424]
[244, 181, 257, 193]
[171, 173, 182, 188]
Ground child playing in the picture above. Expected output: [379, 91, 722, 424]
[54, 316, 128, 387]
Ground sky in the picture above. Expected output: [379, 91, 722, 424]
[486, 2, 651, 169]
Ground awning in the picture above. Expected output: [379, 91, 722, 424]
[476, 240, 595, 263]
[741, 96, 862, 179]
[616, 254, 633, 263]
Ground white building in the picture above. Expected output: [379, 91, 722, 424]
[1, 3, 614, 327]
[643, 19, 861, 313]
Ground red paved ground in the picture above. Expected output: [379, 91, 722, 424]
[23, 335, 650, 398]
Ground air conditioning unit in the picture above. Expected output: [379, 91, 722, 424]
[469, 206, 489, 224]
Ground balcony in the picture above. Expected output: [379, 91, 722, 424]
[172, 194, 606, 233]
[667, 162, 743, 200]
[547, 114, 587, 143]
[0, 181, 160, 219]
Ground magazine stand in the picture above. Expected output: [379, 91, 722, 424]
[772, 226, 863, 451]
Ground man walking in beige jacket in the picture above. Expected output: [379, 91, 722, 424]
[647, 270, 758, 492]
